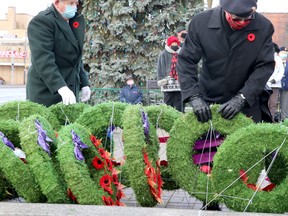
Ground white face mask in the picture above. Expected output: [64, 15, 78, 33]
[61, 3, 77, 19]
[127, 80, 134, 85]
[280, 53, 288, 60]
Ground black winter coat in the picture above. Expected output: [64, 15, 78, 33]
[26, 5, 89, 107]
[177, 7, 274, 117]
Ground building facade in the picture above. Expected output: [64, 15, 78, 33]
[0, 7, 32, 85]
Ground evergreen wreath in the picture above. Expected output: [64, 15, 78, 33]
[57, 124, 124, 205]
[122, 105, 163, 207]
[19, 115, 68, 203]
[0, 132, 44, 202]
[212, 123, 288, 213]
[0, 101, 60, 130]
[167, 105, 254, 202]
[0, 120, 21, 148]
[145, 104, 182, 191]
[49, 103, 91, 126]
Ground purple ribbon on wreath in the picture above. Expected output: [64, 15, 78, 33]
[35, 119, 53, 156]
[107, 125, 115, 139]
[71, 130, 89, 161]
[0, 131, 15, 151]
[141, 110, 150, 138]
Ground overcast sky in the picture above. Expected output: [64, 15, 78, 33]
[0, 0, 287, 18]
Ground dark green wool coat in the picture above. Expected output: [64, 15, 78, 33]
[26, 5, 89, 107]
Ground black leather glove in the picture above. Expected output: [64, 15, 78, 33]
[190, 96, 212, 123]
[270, 79, 276, 84]
[218, 94, 246, 120]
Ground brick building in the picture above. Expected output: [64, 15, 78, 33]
[262, 13, 288, 49]
[0, 7, 32, 85]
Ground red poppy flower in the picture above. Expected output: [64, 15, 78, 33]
[100, 175, 112, 187]
[67, 188, 77, 202]
[112, 174, 119, 185]
[247, 33, 255, 42]
[55, 133, 59, 138]
[102, 196, 114, 205]
[98, 148, 108, 159]
[160, 160, 168, 167]
[116, 190, 125, 200]
[90, 135, 101, 148]
[73, 21, 79, 29]
[92, 156, 104, 170]
[105, 158, 113, 171]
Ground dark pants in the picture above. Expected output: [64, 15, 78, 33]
[164, 91, 183, 112]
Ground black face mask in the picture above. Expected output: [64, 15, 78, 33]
[171, 46, 179, 52]
[181, 33, 187, 39]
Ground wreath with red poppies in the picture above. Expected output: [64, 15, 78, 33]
[122, 105, 163, 207]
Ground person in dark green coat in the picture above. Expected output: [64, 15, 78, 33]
[26, 0, 91, 107]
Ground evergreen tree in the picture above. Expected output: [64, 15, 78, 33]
[82, 0, 203, 90]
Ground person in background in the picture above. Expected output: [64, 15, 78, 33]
[157, 36, 182, 112]
[267, 43, 284, 122]
[176, 26, 188, 46]
[26, 0, 91, 107]
[280, 49, 288, 120]
[119, 76, 142, 104]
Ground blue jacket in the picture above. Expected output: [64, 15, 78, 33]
[119, 85, 142, 104]
[282, 60, 288, 90]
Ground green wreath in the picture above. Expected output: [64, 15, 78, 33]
[145, 104, 182, 191]
[49, 103, 91, 126]
[76, 102, 128, 150]
[0, 133, 44, 202]
[0, 101, 60, 130]
[167, 105, 254, 202]
[0, 120, 21, 148]
[213, 123, 288, 213]
[123, 105, 163, 207]
[19, 115, 68, 203]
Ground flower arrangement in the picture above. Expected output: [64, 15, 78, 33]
[122, 105, 163, 207]
[213, 123, 288, 213]
[0, 101, 60, 130]
[49, 102, 91, 126]
[167, 105, 254, 202]
[0, 130, 44, 202]
[19, 115, 68, 203]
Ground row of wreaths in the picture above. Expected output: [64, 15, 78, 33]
[0, 101, 288, 213]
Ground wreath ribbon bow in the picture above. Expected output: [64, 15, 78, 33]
[0, 131, 15, 150]
[71, 130, 89, 161]
[35, 119, 53, 155]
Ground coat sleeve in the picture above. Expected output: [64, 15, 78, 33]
[239, 25, 275, 107]
[176, 17, 203, 103]
[28, 15, 66, 94]
[119, 88, 126, 102]
[156, 51, 167, 81]
[79, 61, 89, 89]
[134, 89, 143, 104]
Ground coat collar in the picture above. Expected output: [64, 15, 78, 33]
[49, 5, 84, 52]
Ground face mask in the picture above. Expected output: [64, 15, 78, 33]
[225, 12, 251, 30]
[62, 4, 77, 19]
[181, 33, 187, 39]
[280, 53, 288, 60]
[171, 46, 179, 52]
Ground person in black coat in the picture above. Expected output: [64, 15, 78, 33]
[177, 0, 274, 123]
[26, 0, 90, 107]
[119, 76, 142, 104]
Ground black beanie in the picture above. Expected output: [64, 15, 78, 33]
[220, 0, 257, 18]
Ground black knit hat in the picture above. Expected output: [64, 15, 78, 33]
[220, 0, 257, 18]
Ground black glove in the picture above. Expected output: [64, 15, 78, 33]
[190, 96, 212, 123]
[270, 79, 276, 84]
[218, 94, 246, 120]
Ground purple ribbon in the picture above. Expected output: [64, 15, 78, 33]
[141, 110, 150, 137]
[35, 119, 53, 155]
[107, 125, 115, 139]
[71, 130, 89, 161]
[0, 131, 15, 150]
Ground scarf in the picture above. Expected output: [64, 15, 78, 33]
[225, 12, 251, 30]
[169, 53, 178, 80]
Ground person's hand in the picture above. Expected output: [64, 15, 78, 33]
[81, 86, 91, 102]
[218, 94, 246, 120]
[270, 79, 276, 84]
[58, 86, 76, 105]
[190, 96, 212, 123]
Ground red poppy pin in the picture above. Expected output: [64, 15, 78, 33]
[247, 33, 255, 42]
[73, 21, 79, 29]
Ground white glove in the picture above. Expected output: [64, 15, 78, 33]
[157, 78, 168, 87]
[58, 86, 76, 105]
[81, 86, 91, 102]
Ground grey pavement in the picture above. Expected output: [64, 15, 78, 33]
[0, 85, 26, 104]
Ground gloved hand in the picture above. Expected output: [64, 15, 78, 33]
[58, 86, 76, 105]
[190, 96, 212, 123]
[218, 94, 246, 120]
[80, 86, 91, 102]
[270, 79, 276, 84]
[157, 78, 168, 86]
